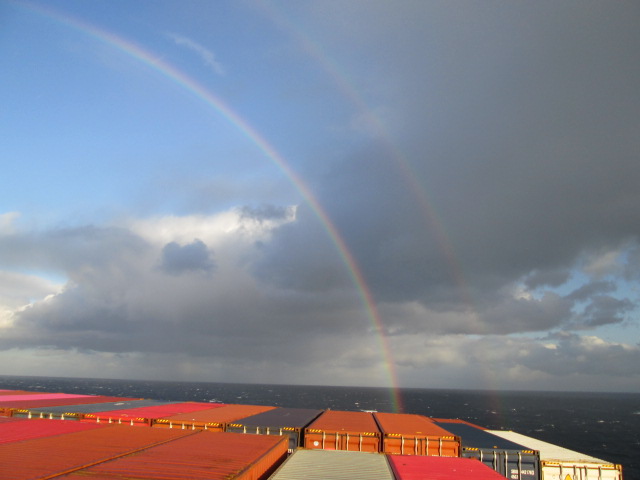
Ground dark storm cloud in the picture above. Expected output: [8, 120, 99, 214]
[524, 269, 572, 290]
[574, 295, 634, 328]
[256, 0, 640, 336]
[522, 332, 640, 377]
[0, 225, 148, 274]
[567, 281, 616, 301]
[160, 239, 215, 275]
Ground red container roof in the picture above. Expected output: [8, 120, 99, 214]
[307, 410, 380, 435]
[0, 423, 194, 480]
[0, 417, 108, 444]
[84, 402, 217, 420]
[375, 413, 456, 437]
[57, 431, 288, 480]
[389, 455, 507, 480]
[160, 404, 275, 424]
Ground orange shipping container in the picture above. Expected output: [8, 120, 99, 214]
[154, 404, 276, 431]
[374, 413, 460, 456]
[0, 423, 194, 480]
[304, 410, 381, 452]
[57, 431, 288, 480]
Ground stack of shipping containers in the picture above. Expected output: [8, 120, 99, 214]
[153, 404, 276, 431]
[0, 393, 139, 418]
[0, 389, 627, 479]
[434, 421, 540, 480]
[226, 407, 322, 451]
[488, 429, 623, 480]
[374, 412, 460, 456]
[81, 402, 217, 426]
[11, 399, 172, 421]
[0, 425, 194, 479]
[53, 432, 289, 480]
[304, 410, 381, 452]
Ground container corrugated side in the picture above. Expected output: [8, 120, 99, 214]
[56, 431, 288, 480]
[374, 412, 460, 456]
[226, 407, 322, 451]
[488, 429, 623, 480]
[0, 417, 108, 444]
[269, 449, 394, 480]
[10, 398, 164, 420]
[435, 422, 540, 480]
[0, 423, 195, 480]
[389, 455, 509, 480]
[304, 410, 381, 452]
[153, 404, 275, 431]
[81, 401, 216, 426]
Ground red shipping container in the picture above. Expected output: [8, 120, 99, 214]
[374, 413, 460, 456]
[389, 455, 508, 480]
[304, 410, 381, 452]
[0, 422, 194, 480]
[57, 431, 288, 480]
[154, 404, 275, 431]
[81, 402, 218, 426]
[0, 417, 107, 444]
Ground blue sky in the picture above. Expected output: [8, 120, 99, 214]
[1, 0, 640, 392]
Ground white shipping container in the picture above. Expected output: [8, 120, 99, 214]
[268, 449, 394, 480]
[488, 430, 623, 480]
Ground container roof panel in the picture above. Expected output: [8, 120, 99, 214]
[374, 413, 455, 436]
[161, 404, 275, 423]
[56, 431, 288, 480]
[389, 455, 508, 480]
[230, 407, 323, 429]
[0, 424, 194, 480]
[488, 430, 612, 464]
[0, 417, 108, 444]
[269, 449, 394, 480]
[307, 410, 380, 434]
[434, 422, 531, 451]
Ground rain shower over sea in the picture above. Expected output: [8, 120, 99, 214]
[1, 375, 638, 479]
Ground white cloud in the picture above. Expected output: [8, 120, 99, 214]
[167, 33, 225, 75]
[0, 212, 20, 234]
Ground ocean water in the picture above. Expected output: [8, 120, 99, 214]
[1, 375, 638, 479]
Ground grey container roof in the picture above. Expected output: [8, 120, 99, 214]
[230, 407, 322, 429]
[27, 399, 175, 414]
[269, 449, 394, 480]
[434, 422, 533, 451]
